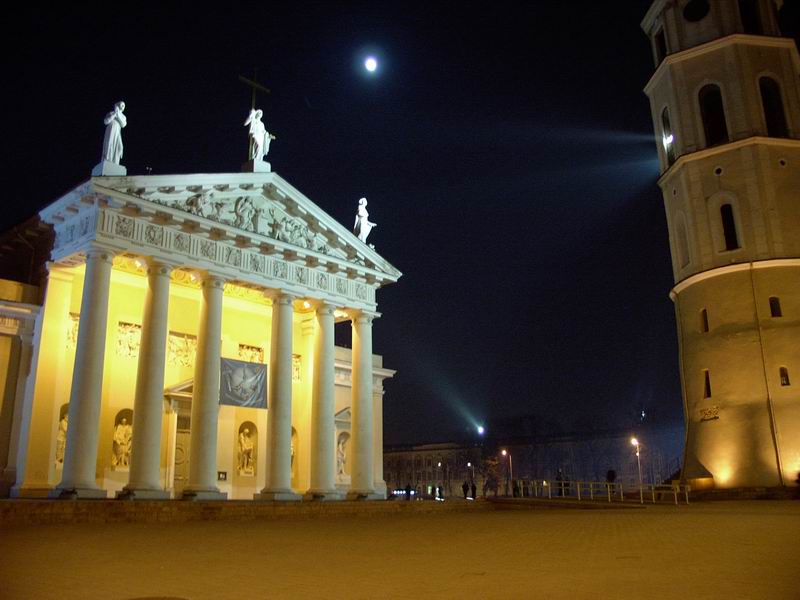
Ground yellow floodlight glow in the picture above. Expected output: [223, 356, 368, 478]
[501, 449, 507, 456]
[302, 300, 311, 309]
[630, 437, 639, 447]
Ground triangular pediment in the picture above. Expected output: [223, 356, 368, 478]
[334, 407, 351, 423]
[165, 378, 194, 397]
[90, 171, 401, 280]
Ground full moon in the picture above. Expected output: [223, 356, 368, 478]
[365, 57, 377, 72]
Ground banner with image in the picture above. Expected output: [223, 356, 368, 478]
[219, 358, 267, 409]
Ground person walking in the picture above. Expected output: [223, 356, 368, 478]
[471, 481, 477, 499]
[462, 480, 469, 499]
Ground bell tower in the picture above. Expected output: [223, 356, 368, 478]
[641, 0, 800, 488]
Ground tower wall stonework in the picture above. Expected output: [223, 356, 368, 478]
[643, 0, 800, 488]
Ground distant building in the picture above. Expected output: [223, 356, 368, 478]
[641, 0, 799, 488]
[384, 422, 683, 496]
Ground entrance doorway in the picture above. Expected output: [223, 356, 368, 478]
[173, 416, 191, 497]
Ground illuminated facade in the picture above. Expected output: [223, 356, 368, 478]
[642, 0, 800, 488]
[0, 170, 400, 500]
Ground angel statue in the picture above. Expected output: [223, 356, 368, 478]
[244, 108, 276, 161]
[353, 198, 376, 244]
[101, 101, 127, 164]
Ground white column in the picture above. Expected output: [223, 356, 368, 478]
[257, 292, 300, 501]
[121, 260, 172, 499]
[347, 311, 375, 499]
[306, 303, 339, 499]
[55, 247, 114, 498]
[183, 273, 227, 500]
[1, 333, 34, 494]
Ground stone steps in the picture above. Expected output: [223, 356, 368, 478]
[0, 497, 490, 526]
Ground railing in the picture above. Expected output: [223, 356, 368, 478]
[513, 479, 690, 505]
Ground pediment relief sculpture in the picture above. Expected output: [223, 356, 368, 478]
[147, 192, 338, 258]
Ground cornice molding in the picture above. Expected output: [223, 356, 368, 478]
[669, 258, 800, 299]
[657, 137, 800, 185]
[644, 34, 800, 96]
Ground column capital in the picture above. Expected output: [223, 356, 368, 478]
[265, 289, 301, 305]
[84, 245, 116, 265]
[199, 270, 227, 289]
[144, 258, 175, 278]
[348, 309, 381, 324]
[313, 301, 339, 317]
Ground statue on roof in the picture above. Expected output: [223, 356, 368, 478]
[353, 197, 376, 244]
[244, 108, 276, 162]
[101, 101, 127, 165]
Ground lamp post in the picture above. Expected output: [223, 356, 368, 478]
[631, 437, 643, 504]
[501, 449, 513, 496]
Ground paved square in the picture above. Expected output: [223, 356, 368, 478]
[1, 501, 798, 599]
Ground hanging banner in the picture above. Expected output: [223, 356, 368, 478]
[219, 358, 267, 409]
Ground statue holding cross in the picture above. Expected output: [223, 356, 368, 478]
[239, 71, 275, 172]
[244, 109, 276, 162]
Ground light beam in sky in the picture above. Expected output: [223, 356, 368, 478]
[364, 57, 377, 72]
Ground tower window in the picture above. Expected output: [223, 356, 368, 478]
[699, 85, 729, 147]
[703, 370, 712, 398]
[779, 367, 791, 386]
[700, 309, 709, 333]
[738, 0, 762, 34]
[661, 107, 676, 166]
[759, 77, 789, 138]
[720, 204, 740, 251]
[769, 296, 782, 318]
[676, 215, 690, 267]
[654, 29, 667, 65]
[683, 0, 711, 22]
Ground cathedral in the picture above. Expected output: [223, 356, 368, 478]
[0, 107, 401, 500]
[642, 0, 799, 488]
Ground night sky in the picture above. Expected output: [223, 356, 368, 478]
[5, 2, 798, 444]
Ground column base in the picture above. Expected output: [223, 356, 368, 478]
[303, 489, 345, 501]
[117, 488, 171, 500]
[346, 489, 381, 501]
[10, 484, 53, 498]
[254, 489, 301, 502]
[48, 486, 108, 499]
[181, 489, 228, 501]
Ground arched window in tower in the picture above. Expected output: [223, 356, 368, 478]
[759, 77, 789, 138]
[769, 296, 782, 318]
[699, 85, 729, 147]
[720, 204, 740, 251]
[779, 367, 791, 386]
[703, 370, 712, 399]
[738, 0, 762, 34]
[661, 107, 676, 165]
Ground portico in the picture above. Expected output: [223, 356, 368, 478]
[5, 170, 400, 500]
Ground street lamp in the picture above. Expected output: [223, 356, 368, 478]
[501, 449, 514, 496]
[631, 437, 643, 504]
